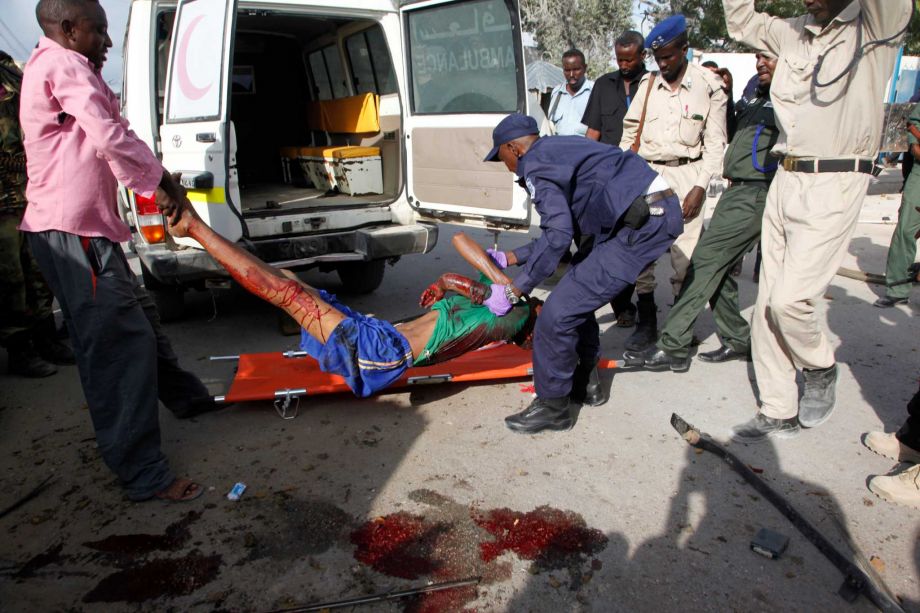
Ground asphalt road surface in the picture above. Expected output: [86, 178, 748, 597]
[1, 210, 918, 612]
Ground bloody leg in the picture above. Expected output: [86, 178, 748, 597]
[166, 204, 345, 342]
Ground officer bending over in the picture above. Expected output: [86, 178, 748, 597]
[484, 114, 683, 434]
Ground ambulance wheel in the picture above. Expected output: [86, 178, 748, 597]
[337, 260, 385, 294]
[150, 286, 186, 322]
[141, 264, 186, 322]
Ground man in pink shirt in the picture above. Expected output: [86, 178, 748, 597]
[20, 0, 209, 502]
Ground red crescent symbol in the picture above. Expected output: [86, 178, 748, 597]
[177, 14, 212, 101]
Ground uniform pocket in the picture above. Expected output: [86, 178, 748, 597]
[772, 54, 812, 105]
[678, 114, 705, 146]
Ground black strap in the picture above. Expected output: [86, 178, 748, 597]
[785, 158, 873, 174]
[547, 90, 563, 123]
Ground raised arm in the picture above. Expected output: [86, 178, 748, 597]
[451, 232, 512, 285]
[859, 0, 912, 40]
[722, 0, 795, 55]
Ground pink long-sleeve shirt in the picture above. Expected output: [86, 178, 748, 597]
[19, 37, 163, 243]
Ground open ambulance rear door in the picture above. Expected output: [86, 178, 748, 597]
[161, 0, 243, 246]
[400, 0, 530, 229]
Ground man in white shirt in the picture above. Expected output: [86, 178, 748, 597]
[547, 49, 594, 137]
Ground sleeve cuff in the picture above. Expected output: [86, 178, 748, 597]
[511, 273, 534, 296]
[512, 244, 531, 264]
[132, 165, 165, 199]
[694, 171, 714, 190]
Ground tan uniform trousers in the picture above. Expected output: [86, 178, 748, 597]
[635, 161, 704, 296]
[753, 168, 870, 419]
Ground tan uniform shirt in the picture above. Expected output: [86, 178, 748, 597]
[620, 62, 728, 190]
[724, 0, 911, 159]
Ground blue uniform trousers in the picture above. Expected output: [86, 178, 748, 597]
[533, 197, 680, 398]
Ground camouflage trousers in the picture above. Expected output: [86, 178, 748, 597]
[0, 210, 54, 345]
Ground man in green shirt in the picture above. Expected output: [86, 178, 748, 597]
[875, 101, 920, 307]
[627, 52, 779, 371]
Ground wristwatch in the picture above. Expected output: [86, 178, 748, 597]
[504, 284, 521, 305]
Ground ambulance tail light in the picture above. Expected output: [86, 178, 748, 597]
[134, 192, 166, 244]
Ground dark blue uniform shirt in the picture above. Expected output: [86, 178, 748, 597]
[510, 136, 661, 294]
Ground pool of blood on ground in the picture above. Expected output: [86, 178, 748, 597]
[350, 503, 608, 612]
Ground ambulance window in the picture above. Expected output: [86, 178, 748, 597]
[155, 10, 176, 126]
[322, 46, 349, 98]
[307, 51, 332, 100]
[308, 45, 349, 99]
[345, 27, 397, 95]
[406, 0, 520, 114]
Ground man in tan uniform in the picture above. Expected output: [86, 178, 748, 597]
[724, 0, 912, 442]
[619, 15, 728, 352]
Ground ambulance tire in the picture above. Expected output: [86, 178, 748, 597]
[150, 286, 186, 322]
[336, 259, 385, 295]
[141, 263, 186, 322]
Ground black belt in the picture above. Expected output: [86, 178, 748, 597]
[780, 157, 874, 174]
[728, 179, 770, 186]
[649, 156, 701, 167]
[644, 189, 675, 205]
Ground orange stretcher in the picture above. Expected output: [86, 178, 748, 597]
[214, 343, 618, 419]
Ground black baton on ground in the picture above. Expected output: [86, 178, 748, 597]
[669, 413, 904, 612]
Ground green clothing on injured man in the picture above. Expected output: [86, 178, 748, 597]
[415, 274, 531, 366]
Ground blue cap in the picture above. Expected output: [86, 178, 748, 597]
[484, 113, 539, 162]
[647, 15, 686, 50]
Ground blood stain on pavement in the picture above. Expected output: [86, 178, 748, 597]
[83, 510, 201, 555]
[351, 492, 607, 611]
[82, 551, 222, 603]
[475, 506, 608, 589]
[350, 512, 443, 579]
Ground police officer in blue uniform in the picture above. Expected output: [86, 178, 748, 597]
[483, 114, 683, 433]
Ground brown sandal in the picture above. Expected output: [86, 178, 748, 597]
[153, 477, 204, 502]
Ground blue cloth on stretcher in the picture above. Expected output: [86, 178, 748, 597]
[300, 290, 413, 397]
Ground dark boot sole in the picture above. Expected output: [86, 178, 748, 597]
[644, 362, 690, 373]
[505, 419, 574, 434]
[581, 393, 608, 407]
[697, 354, 750, 364]
[731, 427, 801, 443]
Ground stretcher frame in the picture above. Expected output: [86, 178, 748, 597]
[211, 343, 618, 419]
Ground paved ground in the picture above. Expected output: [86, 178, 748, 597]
[1, 182, 918, 612]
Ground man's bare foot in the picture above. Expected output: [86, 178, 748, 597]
[153, 477, 203, 502]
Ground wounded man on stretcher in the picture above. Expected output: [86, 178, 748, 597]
[166, 201, 541, 397]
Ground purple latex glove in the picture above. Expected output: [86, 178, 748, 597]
[484, 284, 513, 317]
[486, 248, 509, 269]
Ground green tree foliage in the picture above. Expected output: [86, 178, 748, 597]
[639, 0, 919, 53]
[520, 0, 634, 77]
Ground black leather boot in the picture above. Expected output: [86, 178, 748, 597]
[32, 316, 75, 365]
[6, 333, 57, 378]
[505, 396, 574, 434]
[570, 359, 607, 406]
[624, 292, 657, 352]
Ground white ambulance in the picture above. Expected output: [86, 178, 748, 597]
[120, 0, 530, 318]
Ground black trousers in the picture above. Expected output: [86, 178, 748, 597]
[27, 231, 208, 500]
